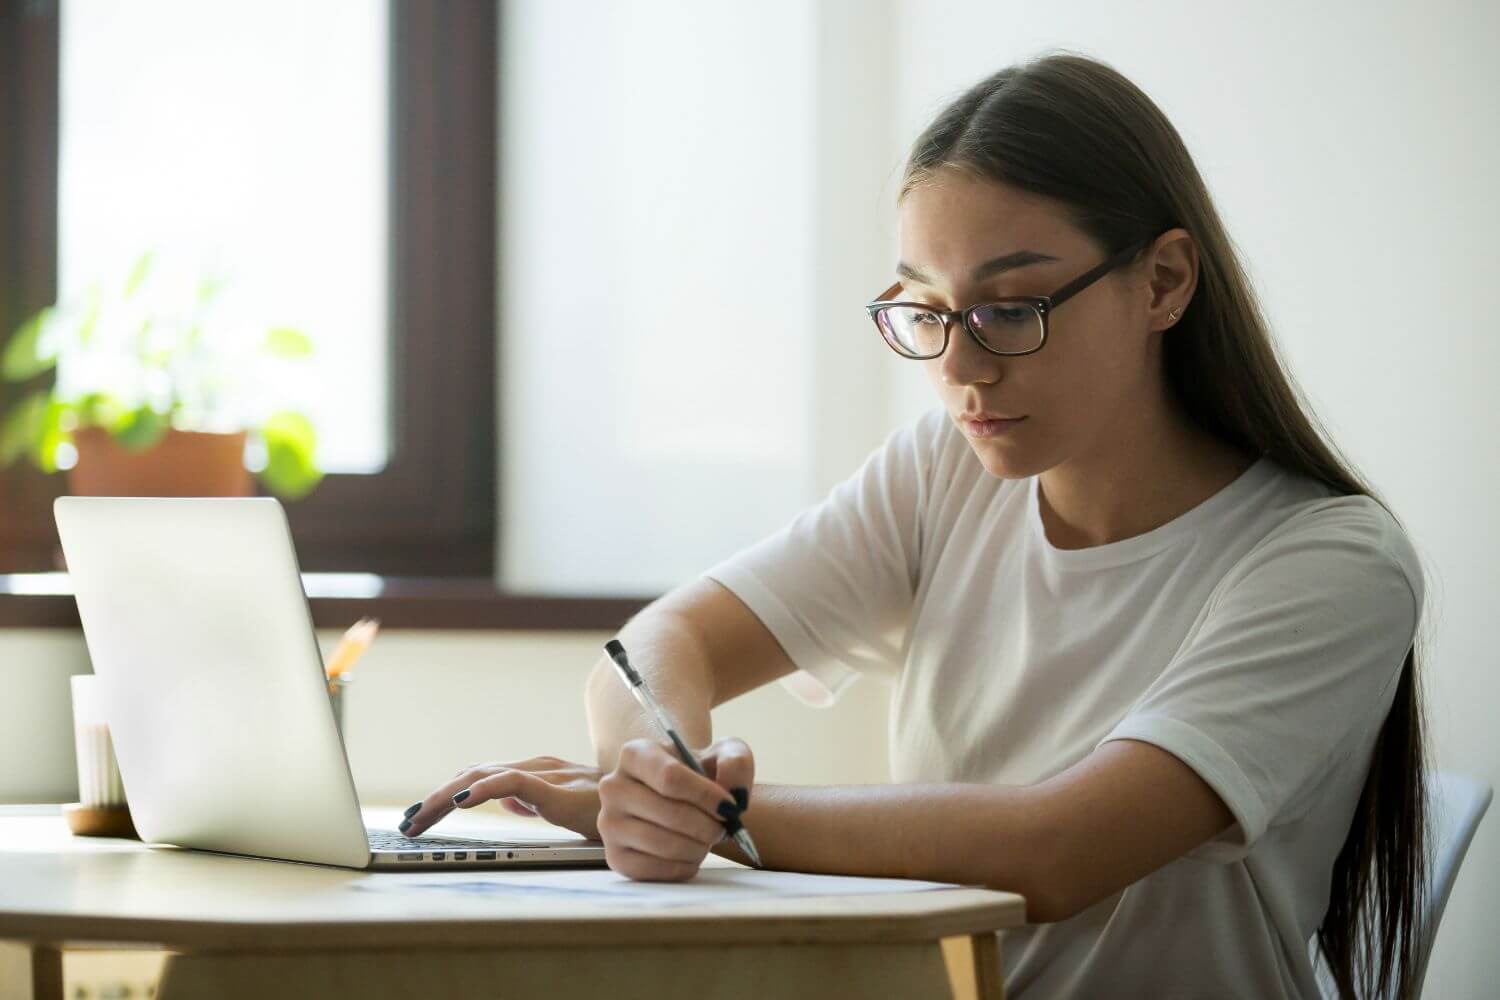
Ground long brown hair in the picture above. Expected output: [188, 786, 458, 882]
[899, 52, 1430, 998]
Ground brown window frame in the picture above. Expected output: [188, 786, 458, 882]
[0, 0, 499, 579]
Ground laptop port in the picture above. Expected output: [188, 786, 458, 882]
[476, 851, 496, 860]
[430, 852, 446, 860]
[454, 851, 467, 860]
[398, 853, 422, 861]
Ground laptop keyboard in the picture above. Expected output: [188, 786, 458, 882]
[366, 828, 530, 851]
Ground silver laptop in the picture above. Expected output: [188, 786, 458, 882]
[54, 495, 608, 871]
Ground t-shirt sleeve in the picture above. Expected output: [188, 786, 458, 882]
[701, 408, 943, 706]
[1098, 496, 1424, 863]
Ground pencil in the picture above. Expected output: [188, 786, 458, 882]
[325, 617, 380, 687]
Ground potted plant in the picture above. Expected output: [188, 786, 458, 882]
[0, 250, 324, 502]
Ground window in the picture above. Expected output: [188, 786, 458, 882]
[59, 0, 390, 473]
[3, 0, 901, 606]
[0, 0, 496, 577]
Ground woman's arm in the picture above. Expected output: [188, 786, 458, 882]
[703, 739, 1234, 923]
[585, 576, 798, 769]
[403, 579, 793, 848]
[587, 579, 1234, 914]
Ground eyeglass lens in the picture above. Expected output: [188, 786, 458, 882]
[875, 302, 1043, 358]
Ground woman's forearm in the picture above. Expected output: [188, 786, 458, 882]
[585, 607, 718, 771]
[710, 783, 1062, 918]
[707, 742, 1237, 925]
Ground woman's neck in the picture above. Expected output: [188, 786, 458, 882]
[1036, 396, 1256, 551]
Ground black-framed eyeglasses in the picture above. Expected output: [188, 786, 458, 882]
[865, 236, 1154, 359]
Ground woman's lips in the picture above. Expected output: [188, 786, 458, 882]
[964, 416, 1027, 438]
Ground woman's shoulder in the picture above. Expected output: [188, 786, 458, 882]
[1258, 464, 1416, 553]
[1235, 462, 1425, 608]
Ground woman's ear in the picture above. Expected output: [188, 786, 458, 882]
[1146, 228, 1197, 331]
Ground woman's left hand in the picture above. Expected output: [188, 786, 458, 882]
[597, 736, 755, 882]
[399, 756, 605, 841]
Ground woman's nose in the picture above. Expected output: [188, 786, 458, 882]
[937, 315, 1003, 386]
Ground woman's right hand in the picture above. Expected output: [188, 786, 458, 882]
[597, 736, 754, 881]
[401, 755, 606, 841]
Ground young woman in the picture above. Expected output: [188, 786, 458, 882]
[401, 53, 1428, 999]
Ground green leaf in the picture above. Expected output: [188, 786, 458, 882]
[1, 309, 58, 381]
[263, 327, 312, 358]
[112, 406, 170, 452]
[124, 250, 155, 297]
[0, 391, 50, 468]
[76, 391, 126, 428]
[262, 410, 317, 451]
[257, 410, 323, 499]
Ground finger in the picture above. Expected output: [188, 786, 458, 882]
[618, 739, 738, 822]
[403, 794, 458, 837]
[605, 843, 701, 883]
[405, 764, 531, 836]
[454, 755, 564, 778]
[699, 737, 755, 810]
[456, 768, 553, 816]
[501, 797, 538, 816]
[602, 771, 723, 847]
[600, 812, 713, 864]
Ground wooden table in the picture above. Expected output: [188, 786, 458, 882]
[0, 805, 1023, 999]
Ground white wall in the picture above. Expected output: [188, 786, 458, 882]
[883, 1, 1500, 993]
[496, 0, 912, 595]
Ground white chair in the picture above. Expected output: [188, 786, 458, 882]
[1313, 771, 1493, 998]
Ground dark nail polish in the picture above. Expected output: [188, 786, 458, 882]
[731, 786, 749, 812]
[453, 789, 471, 804]
[403, 802, 422, 819]
[398, 818, 412, 832]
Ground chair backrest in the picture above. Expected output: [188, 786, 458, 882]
[1312, 770, 1493, 998]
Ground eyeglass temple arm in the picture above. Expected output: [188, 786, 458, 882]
[870, 233, 1156, 311]
[1045, 238, 1153, 310]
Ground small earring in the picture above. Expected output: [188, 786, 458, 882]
[1168, 307, 1181, 323]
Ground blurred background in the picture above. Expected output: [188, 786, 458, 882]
[0, 1, 1495, 994]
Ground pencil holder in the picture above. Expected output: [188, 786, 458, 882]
[328, 674, 354, 746]
[64, 673, 138, 839]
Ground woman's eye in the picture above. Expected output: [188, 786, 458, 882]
[912, 311, 940, 325]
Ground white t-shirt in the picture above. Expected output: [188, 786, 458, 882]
[703, 404, 1423, 999]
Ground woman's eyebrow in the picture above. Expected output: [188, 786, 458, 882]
[896, 249, 1061, 286]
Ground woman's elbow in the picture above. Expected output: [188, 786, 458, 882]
[981, 821, 1097, 924]
[1017, 882, 1092, 924]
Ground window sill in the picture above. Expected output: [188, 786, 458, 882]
[0, 573, 656, 631]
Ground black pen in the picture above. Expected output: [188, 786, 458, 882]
[604, 638, 763, 868]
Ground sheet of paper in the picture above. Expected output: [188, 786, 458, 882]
[348, 867, 968, 907]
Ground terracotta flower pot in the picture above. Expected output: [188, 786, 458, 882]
[66, 427, 253, 498]
[50, 427, 254, 571]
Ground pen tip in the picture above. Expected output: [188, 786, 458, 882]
[604, 638, 625, 660]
